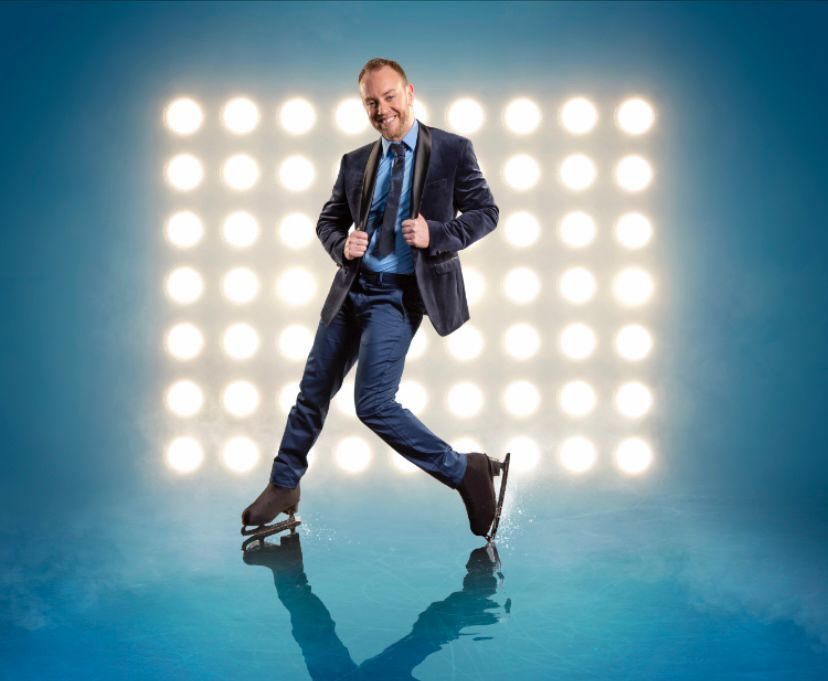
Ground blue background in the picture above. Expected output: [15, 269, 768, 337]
[1, 2, 826, 679]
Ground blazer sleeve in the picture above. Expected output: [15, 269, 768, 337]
[316, 154, 353, 267]
[425, 138, 499, 255]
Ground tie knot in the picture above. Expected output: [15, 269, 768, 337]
[389, 142, 405, 159]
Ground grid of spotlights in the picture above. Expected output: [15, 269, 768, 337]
[161, 92, 658, 480]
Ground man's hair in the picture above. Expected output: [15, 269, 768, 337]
[358, 58, 408, 86]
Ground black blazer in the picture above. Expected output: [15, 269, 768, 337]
[316, 121, 499, 337]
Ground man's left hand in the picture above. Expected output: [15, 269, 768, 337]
[401, 213, 430, 249]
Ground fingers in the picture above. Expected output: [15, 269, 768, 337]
[345, 230, 368, 259]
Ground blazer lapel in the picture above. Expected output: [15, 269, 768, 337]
[358, 140, 382, 231]
[410, 121, 432, 219]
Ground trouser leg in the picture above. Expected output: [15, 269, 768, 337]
[271, 302, 360, 488]
[353, 282, 467, 488]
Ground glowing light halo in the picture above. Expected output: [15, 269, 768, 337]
[165, 436, 204, 473]
[164, 97, 204, 136]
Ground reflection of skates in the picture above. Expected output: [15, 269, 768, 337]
[457, 452, 511, 543]
[240, 483, 301, 552]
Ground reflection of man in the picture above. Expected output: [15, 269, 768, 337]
[243, 534, 507, 680]
[242, 57, 505, 541]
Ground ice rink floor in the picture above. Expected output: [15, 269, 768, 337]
[3, 468, 827, 681]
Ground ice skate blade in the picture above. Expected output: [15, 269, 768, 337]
[241, 515, 301, 552]
[485, 452, 511, 544]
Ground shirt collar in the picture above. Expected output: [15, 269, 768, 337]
[381, 118, 419, 156]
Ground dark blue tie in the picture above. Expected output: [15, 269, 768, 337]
[375, 142, 406, 259]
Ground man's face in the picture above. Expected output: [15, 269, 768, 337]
[360, 66, 414, 141]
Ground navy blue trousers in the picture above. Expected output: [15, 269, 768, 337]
[270, 271, 468, 489]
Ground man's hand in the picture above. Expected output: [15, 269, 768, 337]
[344, 229, 369, 260]
[402, 213, 430, 249]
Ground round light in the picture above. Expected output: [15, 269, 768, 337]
[165, 266, 204, 305]
[503, 435, 541, 473]
[278, 211, 316, 249]
[334, 436, 372, 473]
[462, 266, 486, 305]
[277, 324, 314, 362]
[165, 211, 204, 248]
[221, 154, 260, 191]
[559, 322, 597, 360]
[446, 324, 484, 362]
[446, 97, 485, 135]
[222, 380, 260, 418]
[559, 97, 599, 135]
[165, 436, 204, 473]
[503, 266, 541, 304]
[165, 379, 204, 417]
[558, 380, 597, 417]
[614, 324, 653, 362]
[615, 212, 653, 249]
[275, 267, 317, 306]
[335, 97, 370, 135]
[222, 211, 260, 249]
[502, 153, 541, 191]
[279, 97, 317, 135]
[501, 380, 541, 418]
[614, 381, 653, 418]
[165, 322, 204, 361]
[164, 97, 203, 136]
[412, 99, 429, 123]
[222, 323, 260, 360]
[397, 380, 428, 415]
[391, 451, 419, 474]
[614, 437, 653, 474]
[446, 382, 484, 419]
[558, 436, 597, 473]
[614, 155, 653, 192]
[559, 211, 597, 248]
[221, 436, 260, 473]
[612, 267, 654, 307]
[502, 211, 540, 248]
[615, 97, 655, 136]
[503, 97, 542, 135]
[559, 153, 597, 191]
[559, 267, 596, 305]
[221, 97, 260, 135]
[503, 323, 541, 360]
[408, 330, 428, 360]
[334, 380, 356, 418]
[221, 267, 259, 305]
[277, 381, 300, 415]
[165, 153, 204, 192]
[451, 436, 484, 453]
[278, 155, 316, 192]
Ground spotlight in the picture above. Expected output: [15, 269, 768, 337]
[408, 330, 428, 360]
[222, 380, 261, 418]
[558, 322, 597, 360]
[446, 97, 485, 135]
[277, 324, 314, 362]
[612, 267, 654, 307]
[391, 451, 419, 474]
[559, 153, 597, 191]
[164, 97, 204, 136]
[503, 435, 541, 473]
[222, 323, 260, 361]
[279, 97, 317, 135]
[502, 211, 540, 248]
[165, 436, 204, 473]
[165, 379, 204, 417]
[614, 437, 653, 474]
[397, 380, 428, 415]
[165, 266, 204, 305]
[502, 322, 541, 360]
[615, 97, 655, 136]
[165, 211, 204, 249]
[278, 212, 316, 249]
[335, 97, 369, 135]
[412, 99, 429, 123]
[503, 97, 542, 135]
[221, 436, 260, 473]
[275, 267, 317, 306]
[278, 155, 316, 192]
[334, 380, 356, 418]
[502, 153, 541, 191]
[559, 211, 597, 248]
[558, 380, 597, 417]
[165, 153, 204, 192]
[559, 97, 598, 135]
[451, 436, 484, 453]
[558, 267, 597, 305]
[165, 322, 204, 361]
[614, 324, 653, 361]
[503, 266, 541, 304]
[558, 436, 596, 473]
[501, 380, 541, 418]
[277, 381, 300, 415]
[221, 96, 260, 135]
[221, 266, 260, 305]
[446, 382, 484, 418]
[446, 323, 484, 361]
[222, 211, 260, 249]
[614, 154, 653, 192]
[462, 266, 486, 305]
[614, 212, 653, 249]
[614, 381, 653, 418]
[334, 436, 372, 473]
[221, 153, 260, 191]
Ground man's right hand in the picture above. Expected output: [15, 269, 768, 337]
[344, 229, 369, 260]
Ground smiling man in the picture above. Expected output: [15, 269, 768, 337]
[241, 58, 509, 548]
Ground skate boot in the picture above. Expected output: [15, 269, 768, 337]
[456, 452, 511, 543]
[240, 482, 301, 551]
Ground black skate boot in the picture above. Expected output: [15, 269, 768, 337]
[240, 482, 301, 551]
[456, 452, 511, 543]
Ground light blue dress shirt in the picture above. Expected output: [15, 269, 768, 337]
[361, 118, 419, 274]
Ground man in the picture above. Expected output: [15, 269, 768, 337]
[241, 58, 508, 545]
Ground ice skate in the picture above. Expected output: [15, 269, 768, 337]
[456, 452, 511, 543]
[240, 482, 301, 552]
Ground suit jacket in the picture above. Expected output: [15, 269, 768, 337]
[316, 121, 499, 337]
